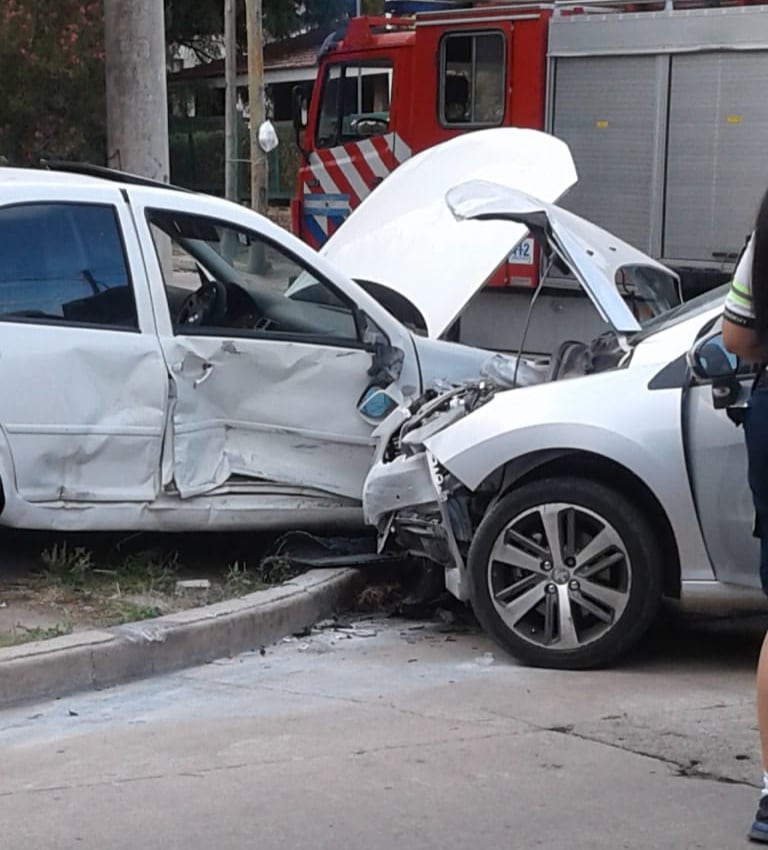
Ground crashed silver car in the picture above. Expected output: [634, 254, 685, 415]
[355, 175, 756, 670]
[0, 129, 740, 669]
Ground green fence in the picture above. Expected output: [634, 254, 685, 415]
[169, 116, 297, 204]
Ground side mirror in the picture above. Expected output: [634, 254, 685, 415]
[357, 385, 399, 424]
[688, 332, 747, 418]
[292, 86, 308, 152]
[688, 333, 739, 381]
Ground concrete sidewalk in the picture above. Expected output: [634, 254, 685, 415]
[0, 567, 363, 710]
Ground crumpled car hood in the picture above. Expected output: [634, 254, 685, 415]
[446, 180, 682, 334]
[320, 128, 578, 338]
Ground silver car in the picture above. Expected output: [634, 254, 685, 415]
[360, 178, 758, 670]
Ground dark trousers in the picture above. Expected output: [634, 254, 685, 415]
[745, 386, 768, 594]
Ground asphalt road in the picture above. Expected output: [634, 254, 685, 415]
[0, 612, 765, 850]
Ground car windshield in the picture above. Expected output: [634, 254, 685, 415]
[614, 264, 681, 326]
[630, 282, 728, 344]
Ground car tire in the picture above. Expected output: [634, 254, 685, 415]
[468, 476, 663, 670]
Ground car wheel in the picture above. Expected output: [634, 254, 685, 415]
[468, 476, 663, 670]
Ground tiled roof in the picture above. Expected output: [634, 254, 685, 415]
[171, 28, 327, 81]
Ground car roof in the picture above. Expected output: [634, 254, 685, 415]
[0, 163, 188, 193]
[0, 167, 113, 189]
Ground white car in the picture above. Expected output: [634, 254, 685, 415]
[0, 129, 748, 668]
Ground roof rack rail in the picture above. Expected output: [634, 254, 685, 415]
[41, 160, 190, 192]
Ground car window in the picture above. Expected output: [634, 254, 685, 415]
[0, 203, 137, 328]
[631, 283, 729, 345]
[146, 210, 361, 343]
[439, 31, 505, 127]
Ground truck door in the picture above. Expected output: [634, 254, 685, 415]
[299, 59, 411, 248]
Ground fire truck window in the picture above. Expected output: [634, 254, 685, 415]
[317, 65, 342, 147]
[315, 62, 392, 149]
[440, 31, 505, 127]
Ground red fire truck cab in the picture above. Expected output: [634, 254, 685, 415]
[292, 0, 768, 350]
[292, 1, 549, 286]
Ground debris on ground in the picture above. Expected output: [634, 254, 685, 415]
[0, 528, 478, 649]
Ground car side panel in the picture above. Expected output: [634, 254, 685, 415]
[0, 184, 169, 506]
[683, 381, 759, 588]
[424, 365, 716, 581]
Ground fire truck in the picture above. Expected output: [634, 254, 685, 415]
[291, 0, 768, 350]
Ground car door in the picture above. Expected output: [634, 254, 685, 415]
[127, 190, 415, 501]
[684, 328, 760, 587]
[0, 184, 168, 503]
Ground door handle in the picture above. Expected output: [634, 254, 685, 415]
[193, 362, 214, 388]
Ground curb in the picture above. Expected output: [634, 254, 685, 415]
[0, 567, 364, 710]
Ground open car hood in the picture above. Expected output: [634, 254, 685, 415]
[320, 128, 578, 338]
[446, 180, 682, 334]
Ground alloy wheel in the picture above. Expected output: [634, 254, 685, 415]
[487, 501, 631, 652]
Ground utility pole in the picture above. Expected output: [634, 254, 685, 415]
[224, 0, 238, 202]
[244, 0, 267, 215]
[104, 0, 169, 181]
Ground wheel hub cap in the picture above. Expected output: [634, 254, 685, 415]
[487, 501, 632, 653]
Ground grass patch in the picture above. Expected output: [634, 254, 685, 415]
[112, 601, 166, 624]
[223, 561, 266, 597]
[0, 621, 72, 648]
[0, 533, 310, 644]
[39, 543, 179, 596]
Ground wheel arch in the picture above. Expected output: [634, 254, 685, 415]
[473, 449, 682, 600]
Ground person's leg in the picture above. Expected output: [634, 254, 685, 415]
[744, 389, 768, 841]
[751, 629, 768, 842]
[759, 632, 768, 767]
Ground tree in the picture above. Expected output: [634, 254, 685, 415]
[166, 0, 357, 54]
[0, 0, 105, 165]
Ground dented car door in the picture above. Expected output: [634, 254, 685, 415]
[127, 191, 409, 501]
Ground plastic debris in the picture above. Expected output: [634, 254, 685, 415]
[175, 579, 210, 591]
[258, 120, 279, 153]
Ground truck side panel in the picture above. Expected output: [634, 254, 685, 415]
[548, 4, 768, 287]
[551, 54, 666, 257]
[665, 51, 768, 264]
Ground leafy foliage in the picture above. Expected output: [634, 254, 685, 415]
[0, 0, 386, 166]
[0, 0, 105, 165]
[167, 0, 357, 47]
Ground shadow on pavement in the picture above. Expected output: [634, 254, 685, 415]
[624, 610, 768, 673]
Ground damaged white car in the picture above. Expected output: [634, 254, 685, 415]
[0, 129, 748, 669]
[0, 128, 572, 533]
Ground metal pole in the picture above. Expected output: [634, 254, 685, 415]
[245, 0, 267, 215]
[104, 0, 169, 181]
[224, 0, 238, 202]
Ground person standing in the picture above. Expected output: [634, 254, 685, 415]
[723, 189, 768, 843]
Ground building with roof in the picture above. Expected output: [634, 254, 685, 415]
[167, 29, 327, 206]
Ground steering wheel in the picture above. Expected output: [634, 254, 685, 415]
[175, 280, 228, 327]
